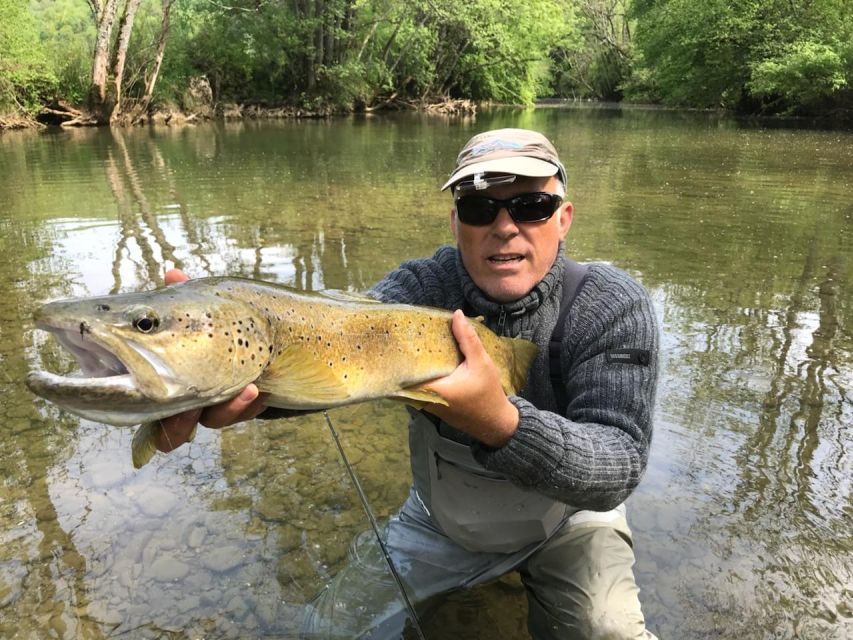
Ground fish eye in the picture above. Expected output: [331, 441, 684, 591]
[131, 310, 160, 333]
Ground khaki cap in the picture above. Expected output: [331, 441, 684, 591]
[441, 128, 568, 191]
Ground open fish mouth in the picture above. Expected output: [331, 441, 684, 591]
[27, 323, 139, 393]
[50, 325, 131, 379]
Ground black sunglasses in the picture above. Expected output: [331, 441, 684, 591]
[454, 192, 563, 226]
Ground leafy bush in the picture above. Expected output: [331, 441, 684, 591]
[0, 0, 57, 113]
[749, 40, 847, 110]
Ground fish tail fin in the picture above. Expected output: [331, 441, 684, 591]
[507, 337, 538, 395]
[131, 420, 198, 469]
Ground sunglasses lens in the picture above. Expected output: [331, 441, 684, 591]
[455, 193, 562, 226]
[456, 197, 499, 226]
[509, 193, 561, 222]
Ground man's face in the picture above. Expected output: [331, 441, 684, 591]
[450, 175, 573, 303]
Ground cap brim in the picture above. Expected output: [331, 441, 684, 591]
[441, 157, 559, 191]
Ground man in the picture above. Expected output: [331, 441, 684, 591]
[161, 128, 659, 639]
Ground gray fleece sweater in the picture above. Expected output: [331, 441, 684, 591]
[369, 245, 659, 512]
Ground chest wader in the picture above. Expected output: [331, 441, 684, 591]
[408, 259, 589, 554]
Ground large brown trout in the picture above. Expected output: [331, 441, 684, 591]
[26, 278, 537, 467]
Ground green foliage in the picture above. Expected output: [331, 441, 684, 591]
[30, 0, 93, 104]
[630, 0, 751, 107]
[549, 0, 630, 101]
[0, 0, 57, 113]
[749, 41, 847, 109]
[629, 0, 853, 115]
[4, 0, 850, 118]
[166, 0, 571, 108]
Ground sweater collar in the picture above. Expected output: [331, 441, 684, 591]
[456, 244, 564, 320]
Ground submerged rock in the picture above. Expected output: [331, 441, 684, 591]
[201, 546, 244, 573]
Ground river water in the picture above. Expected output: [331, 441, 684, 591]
[0, 107, 850, 639]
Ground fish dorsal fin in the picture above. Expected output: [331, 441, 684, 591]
[257, 344, 351, 404]
[320, 289, 381, 304]
[389, 386, 449, 410]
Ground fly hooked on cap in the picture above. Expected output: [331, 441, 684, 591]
[454, 172, 517, 193]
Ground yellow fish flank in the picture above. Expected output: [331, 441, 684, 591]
[26, 278, 537, 467]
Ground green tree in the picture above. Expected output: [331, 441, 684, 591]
[0, 0, 56, 115]
[551, 0, 631, 101]
[168, 0, 571, 109]
[629, 0, 853, 114]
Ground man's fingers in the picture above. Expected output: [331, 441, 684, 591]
[157, 409, 202, 452]
[165, 268, 189, 285]
[450, 309, 485, 363]
[199, 384, 264, 429]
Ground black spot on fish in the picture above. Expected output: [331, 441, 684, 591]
[95, 304, 110, 312]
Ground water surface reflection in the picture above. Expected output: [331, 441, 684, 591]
[0, 109, 850, 638]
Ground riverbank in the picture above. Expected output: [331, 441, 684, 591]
[0, 96, 478, 132]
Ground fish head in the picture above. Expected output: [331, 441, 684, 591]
[26, 280, 274, 425]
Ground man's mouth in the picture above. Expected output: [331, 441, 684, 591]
[488, 254, 524, 264]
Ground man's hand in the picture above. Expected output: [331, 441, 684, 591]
[156, 269, 269, 453]
[419, 310, 519, 448]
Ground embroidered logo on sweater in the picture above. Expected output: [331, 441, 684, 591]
[606, 349, 651, 366]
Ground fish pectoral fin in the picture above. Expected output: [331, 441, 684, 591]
[132, 421, 160, 469]
[258, 345, 351, 404]
[131, 421, 197, 469]
[391, 385, 449, 409]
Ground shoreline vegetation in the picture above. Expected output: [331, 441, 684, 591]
[2, 0, 851, 132]
[0, 94, 480, 131]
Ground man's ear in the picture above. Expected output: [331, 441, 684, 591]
[557, 201, 573, 239]
[449, 207, 459, 242]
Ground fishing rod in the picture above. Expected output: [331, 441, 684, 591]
[323, 411, 427, 640]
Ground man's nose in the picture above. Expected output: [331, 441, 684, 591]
[492, 207, 519, 234]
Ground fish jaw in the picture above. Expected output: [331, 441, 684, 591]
[26, 318, 198, 425]
[26, 369, 178, 425]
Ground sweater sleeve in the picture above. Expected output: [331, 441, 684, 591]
[472, 266, 659, 511]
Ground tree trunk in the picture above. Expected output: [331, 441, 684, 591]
[305, 0, 317, 93]
[315, 0, 326, 72]
[136, 0, 174, 119]
[110, 0, 143, 122]
[90, 0, 121, 119]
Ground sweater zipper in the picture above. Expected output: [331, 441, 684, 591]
[496, 306, 507, 335]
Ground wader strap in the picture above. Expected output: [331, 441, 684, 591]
[549, 258, 589, 410]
